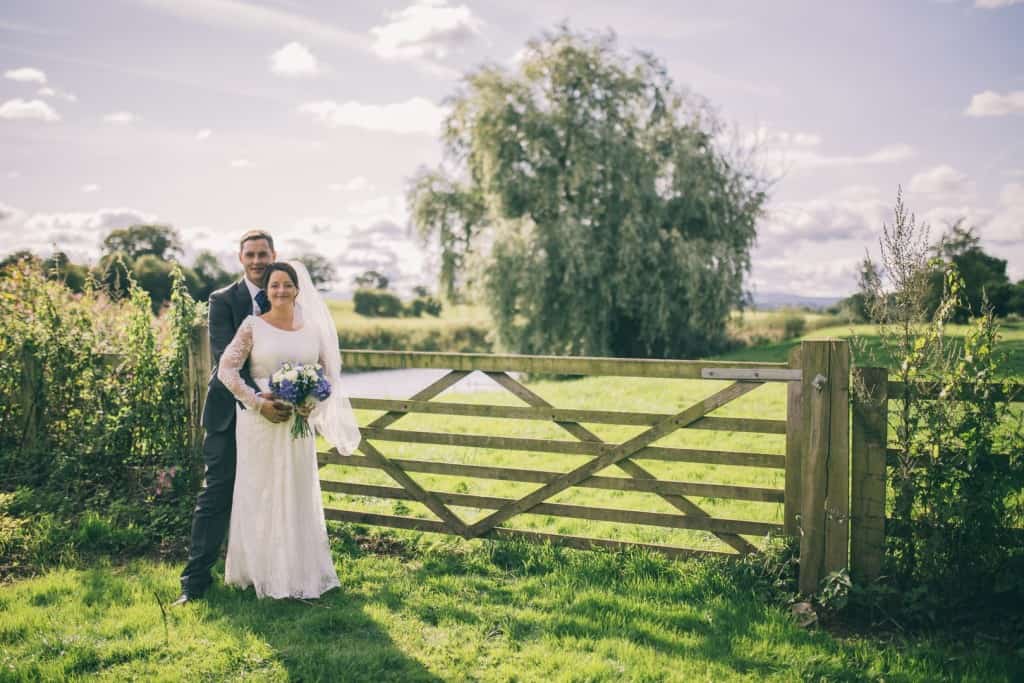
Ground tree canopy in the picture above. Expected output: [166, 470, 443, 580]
[408, 26, 768, 358]
[102, 224, 182, 262]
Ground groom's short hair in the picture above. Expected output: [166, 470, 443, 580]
[239, 230, 275, 252]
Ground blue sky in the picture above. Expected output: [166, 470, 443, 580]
[1, 0, 1022, 297]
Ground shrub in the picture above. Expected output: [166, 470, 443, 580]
[854, 190, 1024, 630]
[781, 314, 806, 340]
[353, 289, 404, 317]
[0, 262, 203, 573]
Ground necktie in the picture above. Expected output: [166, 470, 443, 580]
[255, 289, 270, 314]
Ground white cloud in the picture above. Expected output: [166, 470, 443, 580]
[195, 128, 212, 140]
[329, 176, 374, 192]
[269, 41, 320, 76]
[230, 159, 253, 168]
[4, 67, 46, 84]
[36, 86, 78, 102]
[7, 171, 21, 179]
[0, 206, 158, 261]
[370, 0, 483, 61]
[104, 111, 139, 125]
[984, 182, 1024, 243]
[908, 164, 973, 199]
[759, 197, 888, 244]
[298, 97, 447, 135]
[974, 0, 1024, 7]
[750, 251, 863, 298]
[0, 98, 60, 122]
[81, 184, 100, 193]
[965, 90, 1024, 117]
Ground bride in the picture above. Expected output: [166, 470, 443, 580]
[216, 260, 361, 599]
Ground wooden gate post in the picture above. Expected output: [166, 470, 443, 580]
[797, 339, 850, 594]
[184, 322, 211, 468]
[850, 366, 888, 583]
[784, 346, 803, 536]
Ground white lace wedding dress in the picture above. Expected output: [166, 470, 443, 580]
[217, 314, 341, 599]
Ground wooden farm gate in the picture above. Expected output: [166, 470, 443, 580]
[317, 340, 852, 594]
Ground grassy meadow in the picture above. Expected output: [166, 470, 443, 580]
[2, 308, 1023, 681]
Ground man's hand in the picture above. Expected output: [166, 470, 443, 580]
[258, 392, 293, 423]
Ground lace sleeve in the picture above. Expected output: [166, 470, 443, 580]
[216, 317, 264, 412]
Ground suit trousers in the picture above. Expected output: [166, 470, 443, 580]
[179, 425, 236, 595]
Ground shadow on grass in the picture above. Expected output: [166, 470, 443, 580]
[198, 577, 445, 682]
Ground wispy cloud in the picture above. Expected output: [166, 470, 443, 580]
[195, 128, 212, 140]
[965, 90, 1024, 116]
[742, 125, 914, 172]
[103, 111, 140, 125]
[134, 0, 369, 51]
[974, 0, 1024, 8]
[0, 98, 59, 121]
[230, 159, 253, 168]
[36, 86, 77, 102]
[81, 183, 100, 193]
[298, 97, 447, 135]
[329, 176, 374, 192]
[4, 67, 46, 84]
[269, 41, 321, 77]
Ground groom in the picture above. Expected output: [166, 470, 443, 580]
[176, 230, 294, 604]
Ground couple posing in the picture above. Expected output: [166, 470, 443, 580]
[175, 230, 361, 604]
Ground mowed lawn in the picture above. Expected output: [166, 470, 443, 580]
[2, 322, 1023, 681]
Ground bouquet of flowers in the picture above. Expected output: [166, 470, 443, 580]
[268, 361, 332, 439]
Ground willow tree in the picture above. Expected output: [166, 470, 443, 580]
[409, 26, 768, 358]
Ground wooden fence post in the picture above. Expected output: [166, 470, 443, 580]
[850, 366, 888, 583]
[797, 339, 850, 594]
[184, 322, 211, 470]
[784, 345, 803, 536]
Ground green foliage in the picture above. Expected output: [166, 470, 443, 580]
[856, 190, 1024, 629]
[0, 261, 203, 573]
[101, 224, 182, 262]
[353, 269, 389, 290]
[781, 314, 806, 340]
[409, 25, 768, 358]
[352, 288, 404, 317]
[296, 252, 337, 291]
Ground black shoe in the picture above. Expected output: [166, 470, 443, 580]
[171, 591, 203, 606]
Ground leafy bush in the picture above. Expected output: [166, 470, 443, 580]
[854, 191, 1024, 631]
[338, 323, 492, 353]
[781, 314, 806, 340]
[353, 289, 404, 317]
[0, 262, 203, 573]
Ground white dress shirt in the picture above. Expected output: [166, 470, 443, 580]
[243, 277, 263, 316]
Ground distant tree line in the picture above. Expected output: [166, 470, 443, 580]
[0, 224, 339, 312]
[832, 220, 1024, 322]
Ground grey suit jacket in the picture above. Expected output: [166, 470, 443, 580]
[201, 279, 262, 433]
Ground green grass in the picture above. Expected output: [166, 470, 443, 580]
[1, 548, 1020, 681]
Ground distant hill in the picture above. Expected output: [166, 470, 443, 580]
[750, 291, 843, 311]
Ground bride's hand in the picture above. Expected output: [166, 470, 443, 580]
[295, 400, 314, 418]
[257, 392, 292, 423]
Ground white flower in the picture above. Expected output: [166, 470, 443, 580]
[285, 369, 299, 382]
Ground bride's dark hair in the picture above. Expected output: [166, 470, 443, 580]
[259, 262, 299, 302]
